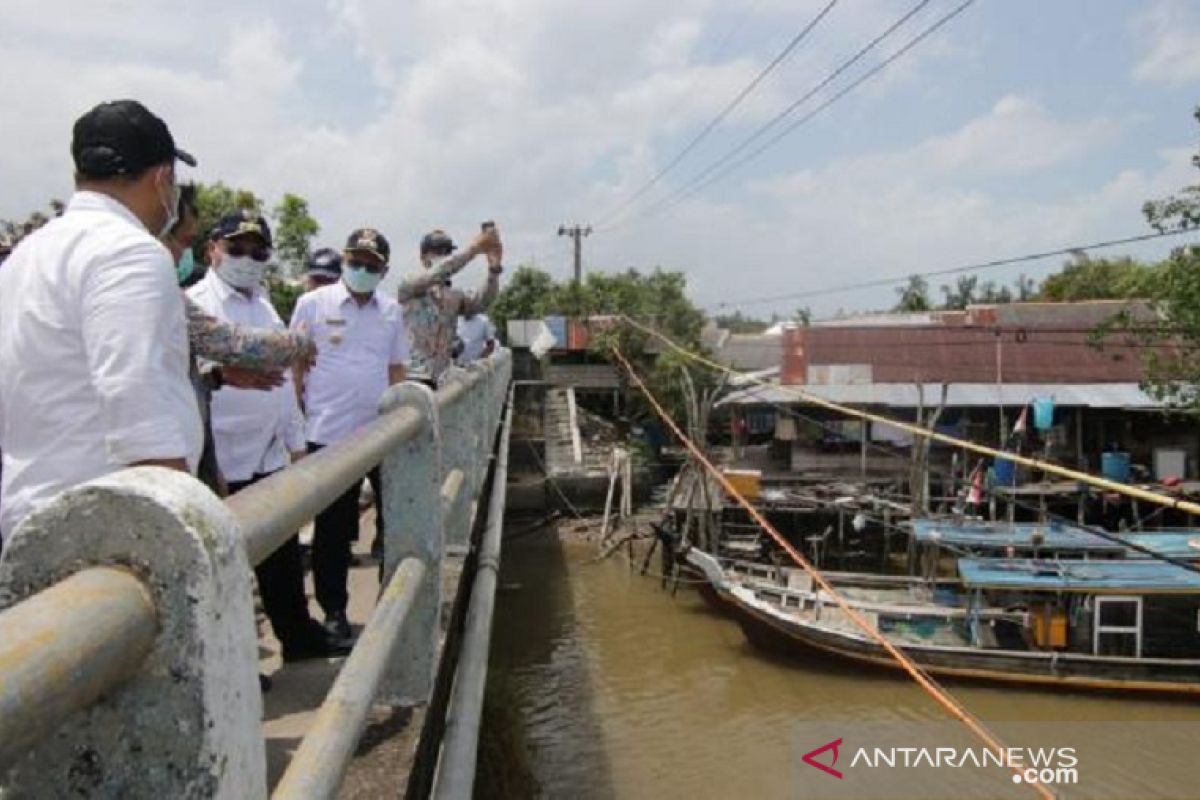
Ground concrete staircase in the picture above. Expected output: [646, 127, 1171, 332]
[543, 388, 583, 474]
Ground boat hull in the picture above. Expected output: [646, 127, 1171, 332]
[721, 587, 1200, 696]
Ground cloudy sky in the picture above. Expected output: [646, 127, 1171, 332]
[2, 0, 1198, 316]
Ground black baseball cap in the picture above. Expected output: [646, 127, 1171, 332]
[211, 210, 273, 247]
[420, 229, 456, 256]
[307, 247, 343, 278]
[72, 100, 196, 179]
[345, 228, 390, 263]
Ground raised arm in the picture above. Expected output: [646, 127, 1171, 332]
[395, 228, 498, 302]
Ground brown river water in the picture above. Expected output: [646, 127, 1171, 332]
[487, 525, 1200, 800]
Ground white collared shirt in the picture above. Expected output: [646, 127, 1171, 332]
[187, 269, 305, 482]
[0, 191, 203, 536]
[456, 313, 495, 363]
[289, 281, 410, 445]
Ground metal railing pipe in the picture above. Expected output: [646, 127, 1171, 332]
[230, 405, 424, 567]
[434, 386, 514, 800]
[0, 567, 157, 768]
[232, 362, 492, 568]
[271, 557, 426, 800]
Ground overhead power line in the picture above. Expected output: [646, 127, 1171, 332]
[597, 0, 842, 228]
[616, 0, 934, 229]
[714, 228, 1197, 308]
[616, 0, 976, 230]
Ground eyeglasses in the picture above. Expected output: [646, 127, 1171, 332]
[346, 260, 386, 275]
[226, 241, 272, 263]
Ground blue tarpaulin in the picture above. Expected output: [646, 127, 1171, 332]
[1121, 532, 1200, 561]
[957, 558, 1200, 593]
[911, 519, 1125, 554]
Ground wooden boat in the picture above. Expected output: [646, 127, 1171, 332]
[689, 548, 1200, 695]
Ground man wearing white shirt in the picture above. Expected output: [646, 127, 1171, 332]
[189, 211, 348, 659]
[291, 227, 409, 640]
[0, 100, 202, 541]
[456, 311, 496, 364]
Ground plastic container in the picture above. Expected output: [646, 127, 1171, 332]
[1101, 452, 1131, 483]
[1032, 397, 1055, 432]
[723, 469, 762, 500]
[993, 457, 1017, 486]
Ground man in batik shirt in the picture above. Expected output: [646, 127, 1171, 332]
[396, 225, 502, 384]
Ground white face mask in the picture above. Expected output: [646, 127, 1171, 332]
[156, 168, 180, 238]
[343, 265, 383, 294]
[217, 254, 266, 289]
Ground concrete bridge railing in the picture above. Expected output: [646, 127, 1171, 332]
[0, 349, 512, 799]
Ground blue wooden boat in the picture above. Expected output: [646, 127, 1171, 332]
[691, 548, 1200, 695]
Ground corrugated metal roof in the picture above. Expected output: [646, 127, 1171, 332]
[958, 558, 1200, 592]
[718, 382, 1163, 410]
[714, 334, 782, 371]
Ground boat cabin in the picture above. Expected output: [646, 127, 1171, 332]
[957, 558, 1200, 659]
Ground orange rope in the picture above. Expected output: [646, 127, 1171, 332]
[612, 346, 1056, 800]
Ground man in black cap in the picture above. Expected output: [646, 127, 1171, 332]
[397, 225, 503, 384]
[189, 211, 347, 661]
[0, 99, 203, 538]
[304, 247, 343, 293]
[291, 228, 411, 640]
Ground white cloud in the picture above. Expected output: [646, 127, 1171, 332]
[1132, 0, 1200, 86]
[597, 103, 1193, 315]
[0, 0, 1189, 320]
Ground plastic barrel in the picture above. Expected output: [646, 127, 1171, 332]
[993, 457, 1016, 486]
[1101, 452, 1131, 483]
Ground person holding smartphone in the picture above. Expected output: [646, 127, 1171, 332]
[397, 223, 502, 385]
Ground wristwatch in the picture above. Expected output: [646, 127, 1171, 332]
[488, 263, 504, 275]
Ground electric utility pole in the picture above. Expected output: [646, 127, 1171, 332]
[557, 224, 592, 284]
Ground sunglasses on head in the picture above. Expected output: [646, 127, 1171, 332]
[346, 260, 386, 274]
[225, 241, 272, 263]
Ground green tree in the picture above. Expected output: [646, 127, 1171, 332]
[939, 275, 978, 310]
[893, 275, 931, 312]
[976, 281, 1013, 304]
[793, 306, 812, 326]
[1144, 107, 1200, 234]
[491, 265, 711, 422]
[1037, 252, 1156, 302]
[488, 266, 558, 334]
[1121, 106, 1200, 409]
[272, 193, 320, 278]
[712, 311, 770, 333]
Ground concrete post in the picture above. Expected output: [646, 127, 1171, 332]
[378, 382, 443, 705]
[439, 367, 484, 549]
[0, 468, 264, 799]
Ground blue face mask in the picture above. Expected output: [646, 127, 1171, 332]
[344, 265, 383, 294]
[176, 248, 196, 285]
